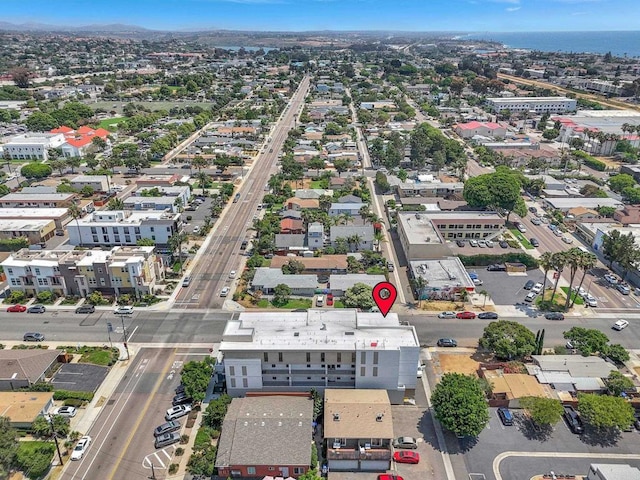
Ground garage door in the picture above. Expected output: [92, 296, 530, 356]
[360, 460, 389, 471]
[328, 460, 359, 471]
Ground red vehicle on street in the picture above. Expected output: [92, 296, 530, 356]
[379, 475, 404, 480]
[7, 304, 26, 313]
[327, 293, 334, 306]
[393, 451, 420, 464]
[456, 311, 476, 319]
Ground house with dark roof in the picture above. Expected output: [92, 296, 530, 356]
[0, 349, 62, 390]
[274, 234, 306, 254]
[215, 395, 314, 478]
[330, 225, 374, 251]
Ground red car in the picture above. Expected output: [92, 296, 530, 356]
[393, 451, 420, 464]
[379, 475, 404, 480]
[6, 304, 26, 313]
[456, 311, 476, 319]
[327, 293, 334, 306]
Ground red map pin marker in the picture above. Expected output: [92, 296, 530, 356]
[372, 281, 397, 317]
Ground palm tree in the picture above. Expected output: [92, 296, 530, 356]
[169, 231, 188, 274]
[570, 252, 597, 308]
[413, 276, 428, 308]
[478, 289, 489, 308]
[563, 249, 582, 311]
[359, 205, 370, 222]
[68, 202, 83, 247]
[373, 230, 387, 252]
[549, 251, 568, 304]
[539, 252, 554, 295]
[341, 212, 354, 225]
[347, 234, 363, 252]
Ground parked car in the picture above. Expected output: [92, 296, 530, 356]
[473, 278, 483, 286]
[229, 270, 236, 279]
[531, 283, 543, 294]
[456, 311, 476, 319]
[497, 407, 514, 426]
[487, 263, 506, 271]
[52, 406, 77, 417]
[524, 292, 537, 303]
[529, 206, 537, 214]
[477, 240, 487, 248]
[155, 432, 181, 449]
[604, 273, 619, 285]
[27, 304, 46, 314]
[392, 436, 418, 449]
[172, 393, 193, 406]
[165, 404, 192, 421]
[456, 239, 465, 247]
[469, 239, 478, 247]
[545, 312, 565, 320]
[531, 217, 542, 226]
[114, 306, 134, 315]
[75, 305, 95, 314]
[485, 240, 494, 248]
[220, 287, 230, 297]
[617, 283, 631, 295]
[437, 338, 458, 347]
[499, 241, 509, 249]
[563, 405, 584, 434]
[326, 293, 334, 306]
[516, 223, 527, 233]
[554, 229, 563, 238]
[23, 332, 45, 342]
[523, 280, 535, 290]
[7, 304, 26, 313]
[379, 476, 404, 480]
[478, 312, 498, 320]
[438, 311, 457, 319]
[584, 294, 598, 307]
[393, 451, 420, 464]
[613, 319, 629, 331]
[529, 238, 539, 247]
[71, 436, 92, 461]
[562, 236, 574, 244]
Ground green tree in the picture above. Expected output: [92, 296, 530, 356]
[282, 259, 305, 274]
[463, 170, 526, 221]
[202, 394, 232, 430]
[107, 198, 124, 210]
[602, 229, 637, 269]
[343, 282, 375, 310]
[21, 162, 53, 179]
[563, 327, 609, 356]
[479, 320, 536, 360]
[0, 417, 17, 477]
[307, 156, 325, 175]
[606, 370, 635, 396]
[606, 344, 631, 364]
[570, 252, 597, 308]
[181, 359, 214, 403]
[273, 283, 292, 306]
[608, 173, 636, 193]
[542, 129, 560, 140]
[578, 393, 635, 430]
[333, 158, 350, 176]
[87, 291, 105, 305]
[520, 396, 564, 426]
[68, 202, 83, 247]
[169, 231, 188, 273]
[431, 373, 489, 437]
[25, 112, 59, 131]
[15, 441, 55, 480]
[136, 238, 155, 246]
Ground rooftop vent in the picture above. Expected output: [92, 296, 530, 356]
[345, 331, 355, 336]
[333, 413, 340, 421]
[376, 413, 384, 422]
[294, 332, 299, 337]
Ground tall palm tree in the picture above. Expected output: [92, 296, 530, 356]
[570, 252, 597, 308]
[563, 248, 582, 311]
[550, 251, 568, 304]
[68, 202, 83, 247]
[169, 231, 188, 274]
[539, 251, 554, 295]
[373, 230, 387, 252]
[478, 289, 489, 308]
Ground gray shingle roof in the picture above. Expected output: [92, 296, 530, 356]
[252, 268, 318, 289]
[0, 350, 62, 384]
[215, 397, 313, 468]
[275, 234, 305, 248]
[330, 225, 374, 242]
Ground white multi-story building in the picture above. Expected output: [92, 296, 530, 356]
[2, 133, 66, 160]
[67, 210, 182, 251]
[486, 96, 577, 114]
[219, 310, 420, 404]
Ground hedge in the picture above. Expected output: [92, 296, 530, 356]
[458, 253, 539, 269]
[53, 390, 94, 402]
[574, 151, 606, 171]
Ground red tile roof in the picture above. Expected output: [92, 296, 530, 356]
[50, 126, 109, 149]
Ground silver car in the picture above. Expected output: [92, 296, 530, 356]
[393, 436, 418, 449]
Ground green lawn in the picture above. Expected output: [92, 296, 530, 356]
[98, 117, 125, 131]
[560, 286, 585, 305]
[333, 300, 346, 308]
[256, 298, 312, 309]
[60, 346, 119, 366]
[509, 228, 534, 250]
[309, 180, 324, 189]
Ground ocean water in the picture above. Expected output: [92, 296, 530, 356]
[463, 31, 640, 58]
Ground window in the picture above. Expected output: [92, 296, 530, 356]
[230, 378, 236, 388]
[242, 378, 248, 388]
[34, 268, 40, 275]
[229, 366, 235, 376]
[373, 352, 379, 364]
[278, 352, 283, 362]
[294, 468, 304, 475]
[360, 367, 365, 376]
[336, 352, 341, 363]
[352, 352, 356, 363]
[268, 467, 275, 471]
[241, 366, 247, 376]
[361, 352, 366, 363]
[306, 352, 310, 362]
[321, 352, 325, 362]
[264, 352, 269, 362]
[247, 467, 256, 475]
[373, 367, 378, 377]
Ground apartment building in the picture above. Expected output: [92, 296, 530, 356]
[396, 211, 504, 261]
[485, 96, 577, 114]
[0, 219, 56, 245]
[0, 192, 76, 209]
[219, 310, 420, 404]
[2, 133, 66, 160]
[66, 210, 182, 251]
[70, 175, 110, 192]
[0, 208, 69, 233]
[2, 246, 163, 297]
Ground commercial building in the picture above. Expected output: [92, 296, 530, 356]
[485, 96, 577, 114]
[50, 125, 110, 158]
[67, 210, 182, 251]
[543, 197, 623, 213]
[408, 258, 475, 301]
[396, 180, 464, 198]
[0, 208, 69, 233]
[0, 350, 62, 390]
[132, 185, 191, 208]
[215, 396, 313, 478]
[2, 246, 164, 297]
[2, 133, 66, 160]
[586, 463, 640, 480]
[454, 121, 507, 139]
[0, 192, 76, 209]
[324, 389, 393, 471]
[219, 310, 420, 404]
[70, 175, 110, 193]
[0, 218, 56, 245]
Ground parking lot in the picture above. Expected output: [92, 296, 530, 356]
[450, 240, 522, 256]
[458, 407, 640, 480]
[52, 363, 109, 392]
[467, 268, 545, 307]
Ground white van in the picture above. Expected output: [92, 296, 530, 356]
[316, 295, 324, 307]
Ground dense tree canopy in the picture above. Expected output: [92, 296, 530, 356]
[479, 320, 536, 360]
[578, 393, 634, 430]
[463, 168, 527, 221]
[563, 327, 609, 356]
[180, 359, 214, 403]
[21, 162, 53, 179]
[343, 283, 375, 310]
[520, 396, 564, 425]
[431, 373, 489, 437]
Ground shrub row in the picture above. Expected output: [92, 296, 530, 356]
[573, 151, 606, 171]
[53, 390, 94, 402]
[458, 253, 539, 269]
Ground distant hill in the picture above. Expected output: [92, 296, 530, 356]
[0, 21, 153, 33]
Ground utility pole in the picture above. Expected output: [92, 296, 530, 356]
[120, 314, 130, 360]
[47, 414, 64, 466]
[149, 463, 156, 479]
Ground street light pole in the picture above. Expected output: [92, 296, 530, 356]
[47, 414, 64, 466]
[120, 314, 130, 360]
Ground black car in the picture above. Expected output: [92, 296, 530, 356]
[75, 304, 96, 314]
[523, 280, 535, 290]
[529, 206, 538, 214]
[437, 338, 458, 347]
[563, 405, 584, 434]
[499, 241, 509, 249]
[497, 407, 514, 426]
[487, 263, 506, 271]
[478, 312, 499, 319]
[456, 239, 466, 247]
[175, 384, 185, 395]
[545, 312, 565, 320]
[530, 238, 540, 247]
[172, 393, 193, 406]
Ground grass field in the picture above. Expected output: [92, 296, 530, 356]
[509, 228, 534, 250]
[560, 286, 585, 305]
[98, 117, 125, 131]
[256, 298, 313, 309]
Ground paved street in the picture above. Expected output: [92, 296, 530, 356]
[174, 75, 311, 309]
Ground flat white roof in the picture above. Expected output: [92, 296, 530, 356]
[396, 212, 444, 246]
[220, 310, 419, 352]
[0, 208, 68, 218]
[0, 219, 52, 231]
[488, 96, 574, 102]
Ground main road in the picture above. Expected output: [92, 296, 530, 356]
[174, 75, 311, 309]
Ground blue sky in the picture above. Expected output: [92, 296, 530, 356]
[3, 0, 639, 32]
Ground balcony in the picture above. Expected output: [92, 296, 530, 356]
[291, 380, 326, 387]
[326, 447, 390, 461]
[262, 380, 290, 387]
[290, 368, 326, 375]
[261, 368, 289, 374]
